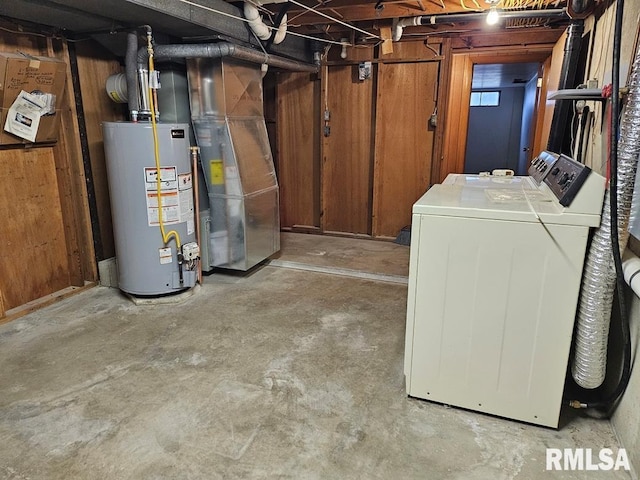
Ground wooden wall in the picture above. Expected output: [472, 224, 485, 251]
[276, 71, 320, 230]
[0, 19, 115, 320]
[323, 64, 375, 235]
[373, 60, 439, 237]
[275, 40, 443, 239]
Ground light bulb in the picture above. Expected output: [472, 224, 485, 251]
[340, 38, 348, 59]
[486, 6, 499, 25]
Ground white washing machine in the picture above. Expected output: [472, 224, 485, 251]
[404, 152, 606, 427]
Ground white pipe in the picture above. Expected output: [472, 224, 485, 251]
[623, 249, 640, 298]
[392, 17, 421, 41]
[273, 13, 287, 44]
[244, 2, 271, 40]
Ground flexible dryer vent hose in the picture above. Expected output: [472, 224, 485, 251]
[572, 38, 640, 389]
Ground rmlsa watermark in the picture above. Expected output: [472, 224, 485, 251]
[546, 448, 630, 471]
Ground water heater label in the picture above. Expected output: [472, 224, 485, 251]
[144, 166, 180, 227]
[158, 247, 173, 264]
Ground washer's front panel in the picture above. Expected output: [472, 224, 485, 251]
[406, 214, 589, 427]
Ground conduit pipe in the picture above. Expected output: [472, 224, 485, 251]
[571, 36, 640, 390]
[392, 8, 567, 41]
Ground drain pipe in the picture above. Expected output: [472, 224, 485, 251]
[547, 21, 585, 152]
[392, 8, 567, 41]
[136, 42, 318, 73]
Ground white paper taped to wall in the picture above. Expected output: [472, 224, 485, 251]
[3, 90, 47, 142]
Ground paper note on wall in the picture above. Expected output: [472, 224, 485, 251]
[3, 90, 46, 142]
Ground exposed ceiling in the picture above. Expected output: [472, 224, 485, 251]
[0, 0, 590, 60]
[271, 0, 569, 35]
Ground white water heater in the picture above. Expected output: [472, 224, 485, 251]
[103, 122, 198, 295]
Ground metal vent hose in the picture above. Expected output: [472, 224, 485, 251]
[571, 38, 640, 389]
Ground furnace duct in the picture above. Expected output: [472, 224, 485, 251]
[571, 39, 640, 389]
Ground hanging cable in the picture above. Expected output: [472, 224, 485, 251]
[146, 32, 182, 250]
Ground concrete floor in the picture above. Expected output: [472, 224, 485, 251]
[0, 234, 632, 479]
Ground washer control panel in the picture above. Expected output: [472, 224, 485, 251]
[528, 151, 559, 184]
[543, 154, 592, 207]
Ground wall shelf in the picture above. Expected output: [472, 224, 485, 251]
[547, 88, 604, 101]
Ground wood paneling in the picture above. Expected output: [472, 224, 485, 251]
[382, 40, 441, 60]
[0, 19, 97, 318]
[372, 61, 438, 238]
[0, 148, 71, 309]
[322, 65, 374, 234]
[75, 40, 126, 260]
[441, 53, 473, 182]
[326, 44, 375, 63]
[276, 72, 320, 229]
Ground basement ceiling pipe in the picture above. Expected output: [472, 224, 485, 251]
[392, 8, 567, 41]
[244, 1, 288, 44]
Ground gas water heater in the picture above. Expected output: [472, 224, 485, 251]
[103, 122, 199, 295]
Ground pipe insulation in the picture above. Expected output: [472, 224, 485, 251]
[571, 38, 640, 389]
[125, 31, 140, 119]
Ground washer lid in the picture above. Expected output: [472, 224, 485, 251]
[442, 174, 536, 190]
[413, 184, 600, 226]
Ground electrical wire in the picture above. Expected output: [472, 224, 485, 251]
[147, 33, 181, 250]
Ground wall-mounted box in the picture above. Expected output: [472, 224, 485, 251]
[0, 53, 67, 145]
